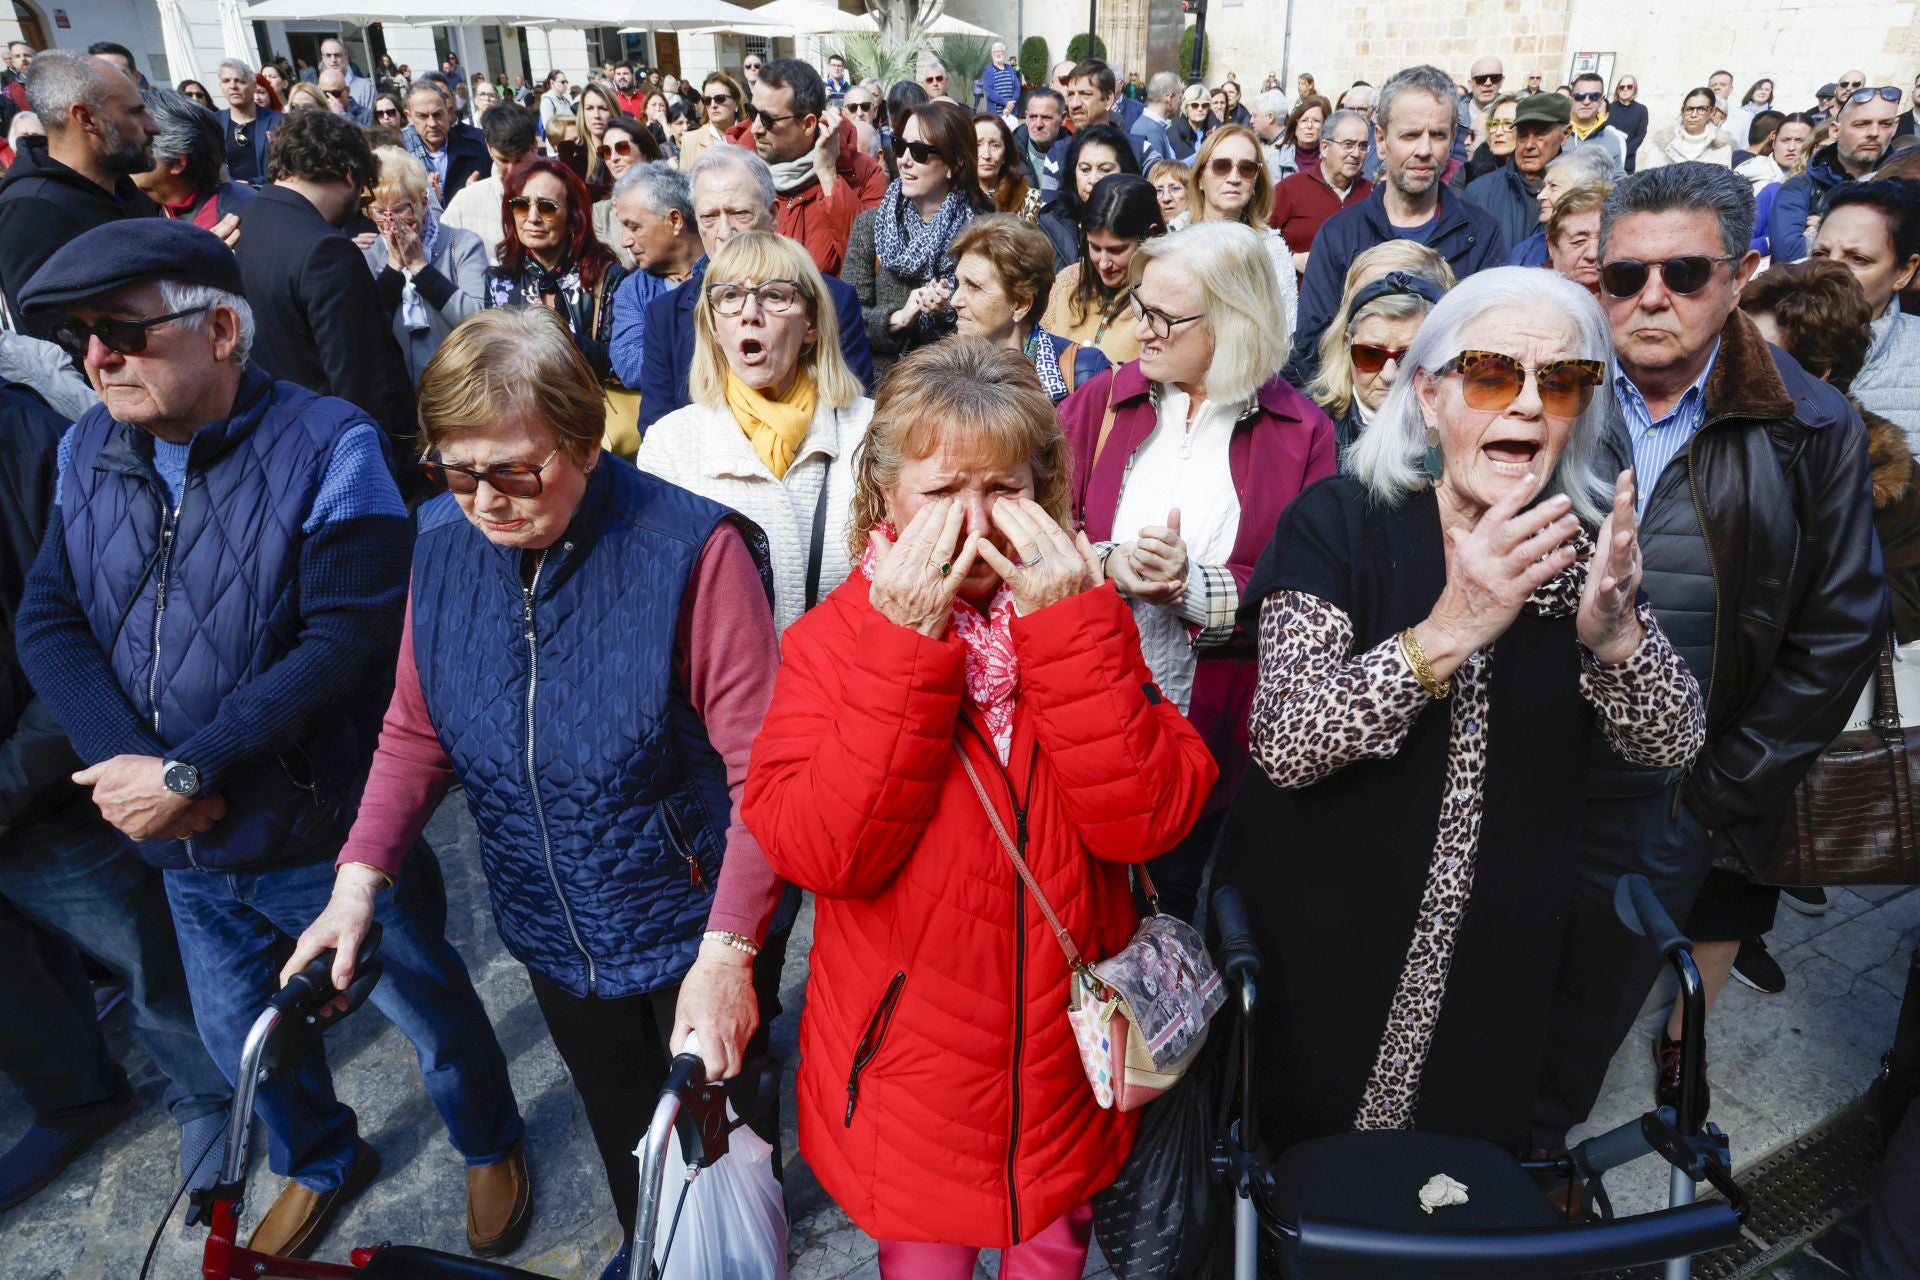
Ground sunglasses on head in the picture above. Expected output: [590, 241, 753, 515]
[507, 195, 562, 216]
[420, 447, 560, 497]
[1600, 254, 1736, 298]
[1847, 86, 1901, 106]
[1349, 343, 1409, 373]
[1208, 156, 1261, 180]
[1440, 349, 1604, 417]
[891, 136, 946, 163]
[50, 306, 209, 358]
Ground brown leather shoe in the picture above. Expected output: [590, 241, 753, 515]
[467, 1141, 533, 1257]
[245, 1141, 380, 1259]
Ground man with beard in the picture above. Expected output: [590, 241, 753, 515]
[0, 50, 158, 338]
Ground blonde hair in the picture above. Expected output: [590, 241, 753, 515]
[949, 214, 1057, 326]
[1131, 221, 1286, 406]
[847, 337, 1069, 557]
[688, 231, 862, 410]
[1308, 239, 1457, 417]
[418, 309, 605, 464]
[1548, 182, 1609, 243]
[372, 144, 428, 209]
[1189, 123, 1275, 228]
[284, 81, 329, 112]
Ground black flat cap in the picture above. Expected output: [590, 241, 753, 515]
[19, 219, 243, 313]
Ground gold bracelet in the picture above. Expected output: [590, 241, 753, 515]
[1399, 627, 1452, 700]
[702, 929, 761, 958]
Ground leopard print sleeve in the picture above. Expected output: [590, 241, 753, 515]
[1579, 602, 1706, 769]
[1247, 590, 1435, 790]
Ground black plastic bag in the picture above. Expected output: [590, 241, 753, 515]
[1092, 1032, 1223, 1279]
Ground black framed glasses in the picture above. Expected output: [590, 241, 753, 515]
[844, 99, 874, 114]
[1128, 296, 1204, 339]
[1439, 350, 1605, 417]
[703, 92, 735, 107]
[891, 136, 946, 164]
[707, 280, 804, 316]
[1600, 254, 1737, 299]
[506, 195, 561, 216]
[1847, 86, 1901, 107]
[1472, 73, 1503, 86]
[419, 447, 560, 496]
[749, 105, 803, 127]
[375, 105, 401, 119]
[324, 87, 350, 100]
[1571, 90, 1602, 102]
[50, 306, 208, 358]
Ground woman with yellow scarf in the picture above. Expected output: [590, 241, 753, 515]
[638, 232, 873, 633]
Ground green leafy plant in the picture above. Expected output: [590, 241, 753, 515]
[1064, 33, 1107, 63]
[1178, 27, 1208, 82]
[1018, 36, 1048, 88]
[841, 29, 937, 88]
[939, 34, 993, 101]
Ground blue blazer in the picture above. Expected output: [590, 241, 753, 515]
[637, 256, 876, 431]
[220, 107, 281, 183]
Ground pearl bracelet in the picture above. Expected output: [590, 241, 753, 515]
[702, 929, 761, 958]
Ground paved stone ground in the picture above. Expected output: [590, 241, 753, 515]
[0, 795, 1911, 1279]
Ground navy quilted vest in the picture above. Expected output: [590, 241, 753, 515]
[412, 459, 768, 997]
[60, 365, 386, 870]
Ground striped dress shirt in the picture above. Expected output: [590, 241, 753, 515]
[1612, 340, 1719, 517]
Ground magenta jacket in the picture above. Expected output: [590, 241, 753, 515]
[1060, 359, 1337, 805]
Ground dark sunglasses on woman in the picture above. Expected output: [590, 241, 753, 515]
[1440, 349, 1605, 418]
[375, 105, 401, 119]
[1208, 156, 1261, 180]
[49, 307, 209, 358]
[1349, 343, 1409, 374]
[1599, 254, 1736, 299]
[507, 195, 562, 216]
[419, 447, 560, 497]
[891, 136, 946, 164]
[703, 93, 734, 107]
[598, 138, 640, 159]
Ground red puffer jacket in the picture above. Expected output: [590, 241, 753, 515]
[745, 578, 1217, 1247]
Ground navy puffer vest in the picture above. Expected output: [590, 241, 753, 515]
[60, 365, 384, 870]
[412, 458, 771, 997]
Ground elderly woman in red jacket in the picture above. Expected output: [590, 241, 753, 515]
[1060, 219, 1337, 920]
[743, 337, 1217, 1279]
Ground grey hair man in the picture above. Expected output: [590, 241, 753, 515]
[317, 35, 374, 115]
[635, 144, 874, 429]
[983, 41, 1020, 117]
[608, 162, 704, 388]
[1532, 161, 1885, 1150]
[1287, 65, 1508, 383]
[1769, 79, 1899, 261]
[0, 49, 159, 335]
[1131, 70, 1185, 167]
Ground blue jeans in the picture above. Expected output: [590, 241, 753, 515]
[164, 845, 523, 1191]
[0, 808, 229, 1125]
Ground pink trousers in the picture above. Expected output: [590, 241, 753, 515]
[875, 1201, 1096, 1280]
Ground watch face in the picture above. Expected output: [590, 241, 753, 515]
[165, 763, 199, 796]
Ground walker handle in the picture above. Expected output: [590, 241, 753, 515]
[1211, 886, 1262, 984]
[1614, 873, 1689, 958]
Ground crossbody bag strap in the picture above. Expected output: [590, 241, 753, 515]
[954, 745, 1087, 969]
[803, 430, 833, 611]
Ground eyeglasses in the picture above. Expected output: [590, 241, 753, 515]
[892, 136, 946, 164]
[750, 106, 804, 127]
[1129, 296, 1204, 339]
[1472, 73, 1503, 86]
[1838, 79, 1865, 90]
[923, 75, 947, 86]
[325, 88, 349, 100]
[743, 61, 763, 71]
[49, 306, 209, 358]
[1681, 102, 1712, 115]
[1487, 118, 1517, 133]
[598, 139, 640, 159]
[1440, 349, 1604, 417]
[844, 100, 874, 114]
[1349, 343, 1410, 373]
[371, 201, 413, 219]
[507, 195, 562, 217]
[703, 93, 735, 107]
[1600, 254, 1737, 298]
[420, 447, 560, 497]
[1325, 136, 1369, 151]
[1847, 86, 1901, 106]
[1571, 91, 1602, 102]
[707, 280, 804, 315]
[375, 106, 401, 119]
[1207, 156, 1261, 180]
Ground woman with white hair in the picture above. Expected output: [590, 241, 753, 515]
[1060, 220, 1336, 919]
[1506, 145, 1615, 267]
[1217, 266, 1704, 1156]
[361, 146, 487, 385]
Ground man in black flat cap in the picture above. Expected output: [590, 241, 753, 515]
[13, 219, 529, 1262]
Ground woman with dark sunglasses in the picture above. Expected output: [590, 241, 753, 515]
[844, 100, 988, 374]
[1034, 122, 1137, 270]
[1220, 265, 1703, 1159]
[287, 305, 788, 1280]
[587, 115, 663, 267]
[1184, 123, 1299, 347]
[677, 71, 741, 173]
[1305, 239, 1455, 460]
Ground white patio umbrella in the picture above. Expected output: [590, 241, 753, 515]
[155, 0, 203, 85]
[219, 0, 258, 61]
[924, 10, 995, 36]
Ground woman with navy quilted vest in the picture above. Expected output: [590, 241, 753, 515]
[285, 307, 789, 1280]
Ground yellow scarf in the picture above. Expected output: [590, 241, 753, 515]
[1570, 106, 1609, 140]
[725, 369, 817, 479]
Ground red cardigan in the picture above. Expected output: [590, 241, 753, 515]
[1271, 168, 1375, 263]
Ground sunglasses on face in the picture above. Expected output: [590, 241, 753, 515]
[707, 280, 803, 315]
[744, 62, 762, 71]
[50, 306, 209, 358]
[892, 136, 946, 164]
[703, 93, 734, 107]
[375, 106, 401, 118]
[1129, 295, 1204, 340]
[1349, 342, 1409, 373]
[1571, 91, 1602, 102]
[420, 447, 560, 497]
[1472, 73, 1503, 86]
[924, 75, 947, 85]
[1208, 156, 1261, 180]
[845, 100, 873, 113]
[325, 88, 349, 100]
[1441, 349, 1604, 417]
[1600, 254, 1736, 298]
[1847, 86, 1901, 106]
[1838, 79, 1864, 90]
[507, 195, 562, 216]
[598, 138, 640, 159]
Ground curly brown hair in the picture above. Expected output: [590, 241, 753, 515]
[1738, 258, 1874, 392]
[265, 106, 376, 189]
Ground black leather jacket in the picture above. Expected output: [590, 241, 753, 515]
[1603, 309, 1887, 869]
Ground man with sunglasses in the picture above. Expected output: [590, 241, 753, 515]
[1464, 91, 1570, 247]
[1562, 72, 1627, 180]
[1608, 76, 1648, 174]
[1530, 162, 1886, 1155]
[315, 68, 369, 126]
[1463, 56, 1503, 149]
[15, 217, 530, 1262]
[1770, 81, 1900, 262]
[317, 37, 374, 119]
[743, 57, 884, 277]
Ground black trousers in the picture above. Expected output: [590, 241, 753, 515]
[527, 924, 791, 1237]
[1529, 783, 1715, 1149]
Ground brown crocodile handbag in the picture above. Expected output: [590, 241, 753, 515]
[1759, 638, 1920, 885]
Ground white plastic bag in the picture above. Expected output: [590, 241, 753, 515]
[646, 1099, 788, 1280]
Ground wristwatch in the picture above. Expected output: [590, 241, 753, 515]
[162, 760, 202, 799]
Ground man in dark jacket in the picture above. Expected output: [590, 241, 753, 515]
[233, 109, 416, 466]
[1287, 64, 1508, 384]
[1531, 163, 1886, 1150]
[0, 381, 231, 1213]
[1609, 75, 1649, 173]
[0, 49, 157, 338]
[401, 78, 489, 198]
[14, 221, 529, 1262]
[1463, 91, 1567, 248]
[639, 145, 874, 430]
[1770, 86, 1899, 262]
[1015, 87, 1071, 192]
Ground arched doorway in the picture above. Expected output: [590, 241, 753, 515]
[13, 0, 46, 51]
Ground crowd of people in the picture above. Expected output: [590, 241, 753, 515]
[0, 28, 1916, 1280]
